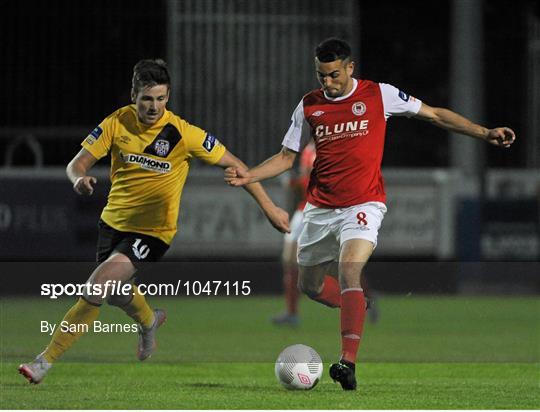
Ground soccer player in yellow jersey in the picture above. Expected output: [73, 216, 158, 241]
[18, 59, 290, 384]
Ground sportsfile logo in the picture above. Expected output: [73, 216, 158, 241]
[120, 151, 171, 173]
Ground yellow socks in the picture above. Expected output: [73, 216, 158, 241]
[120, 285, 155, 329]
[40, 286, 153, 363]
[42, 298, 100, 363]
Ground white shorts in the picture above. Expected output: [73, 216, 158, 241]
[297, 201, 387, 266]
[284, 210, 305, 244]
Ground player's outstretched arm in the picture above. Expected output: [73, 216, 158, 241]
[66, 148, 99, 196]
[414, 103, 516, 148]
[217, 150, 291, 233]
[224, 146, 297, 186]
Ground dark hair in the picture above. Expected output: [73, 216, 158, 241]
[132, 59, 170, 94]
[315, 38, 352, 63]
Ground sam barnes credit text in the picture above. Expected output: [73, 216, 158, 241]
[41, 321, 137, 335]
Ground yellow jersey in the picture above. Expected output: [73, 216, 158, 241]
[82, 105, 226, 244]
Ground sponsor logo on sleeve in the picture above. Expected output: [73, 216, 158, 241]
[85, 126, 103, 145]
[398, 90, 410, 102]
[202, 134, 219, 152]
[352, 101, 367, 116]
[90, 126, 103, 138]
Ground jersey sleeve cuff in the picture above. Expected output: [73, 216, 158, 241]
[208, 144, 227, 165]
[81, 141, 103, 160]
[407, 98, 423, 117]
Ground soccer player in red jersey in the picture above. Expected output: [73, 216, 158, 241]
[225, 38, 516, 390]
[272, 142, 379, 327]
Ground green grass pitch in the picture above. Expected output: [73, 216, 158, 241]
[1, 295, 538, 409]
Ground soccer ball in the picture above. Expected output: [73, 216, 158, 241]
[274, 344, 323, 390]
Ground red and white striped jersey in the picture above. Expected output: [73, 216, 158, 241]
[282, 78, 421, 208]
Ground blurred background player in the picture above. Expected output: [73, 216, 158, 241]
[271, 142, 379, 327]
[18, 59, 289, 385]
[225, 38, 516, 391]
[271, 142, 316, 327]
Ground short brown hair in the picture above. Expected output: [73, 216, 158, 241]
[132, 59, 170, 95]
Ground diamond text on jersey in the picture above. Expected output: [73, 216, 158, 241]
[120, 152, 171, 173]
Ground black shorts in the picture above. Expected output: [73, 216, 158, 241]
[96, 219, 169, 265]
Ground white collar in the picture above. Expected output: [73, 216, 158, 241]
[323, 78, 358, 101]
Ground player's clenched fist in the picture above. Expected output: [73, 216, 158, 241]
[224, 166, 251, 186]
[485, 127, 516, 148]
[73, 176, 97, 196]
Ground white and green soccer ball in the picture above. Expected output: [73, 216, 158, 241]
[274, 344, 323, 390]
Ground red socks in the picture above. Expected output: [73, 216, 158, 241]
[340, 289, 366, 363]
[284, 267, 300, 314]
[312, 276, 341, 308]
[311, 277, 367, 363]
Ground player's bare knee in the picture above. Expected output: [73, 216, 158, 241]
[106, 281, 135, 307]
[106, 292, 132, 307]
[298, 262, 329, 297]
[81, 289, 104, 306]
[298, 277, 323, 298]
[89, 255, 136, 286]
[104, 254, 136, 276]
[88, 270, 116, 291]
